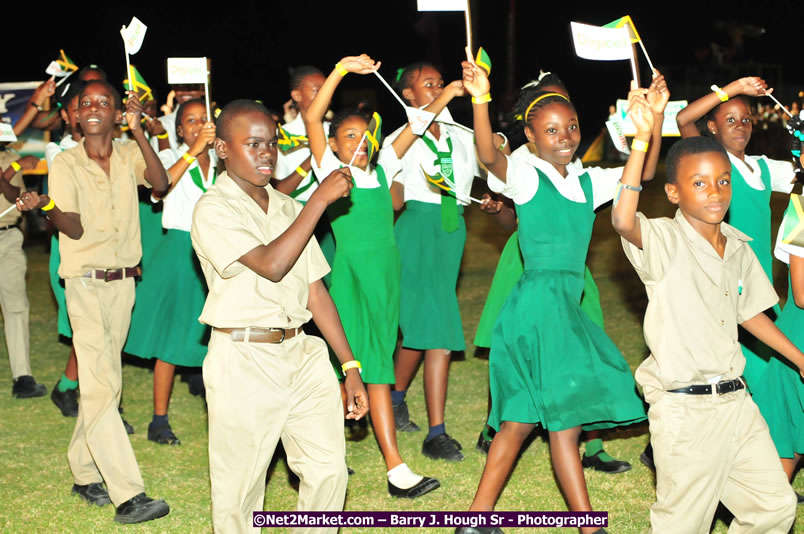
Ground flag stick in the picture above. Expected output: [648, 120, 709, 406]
[766, 92, 794, 118]
[372, 70, 408, 110]
[347, 132, 368, 169]
[55, 71, 73, 88]
[464, 0, 473, 56]
[122, 26, 133, 92]
[629, 45, 639, 86]
[0, 205, 17, 218]
[637, 40, 656, 73]
[203, 58, 212, 122]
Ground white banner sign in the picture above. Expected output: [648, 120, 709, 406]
[167, 57, 208, 84]
[570, 22, 632, 61]
[614, 99, 688, 137]
[120, 16, 147, 55]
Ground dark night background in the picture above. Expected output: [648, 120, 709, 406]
[5, 0, 801, 145]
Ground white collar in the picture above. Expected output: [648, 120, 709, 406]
[512, 145, 588, 204]
[727, 152, 765, 191]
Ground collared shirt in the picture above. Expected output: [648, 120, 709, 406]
[727, 152, 795, 193]
[191, 171, 329, 329]
[0, 150, 25, 227]
[385, 109, 480, 206]
[489, 144, 623, 208]
[45, 135, 79, 169]
[275, 115, 330, 203]
[49, 139, 149, 278]
[311, 145, 400, 190]
[156, 144, 218, 232]
[622, 209, 779, 402]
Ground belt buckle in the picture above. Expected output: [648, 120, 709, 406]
[103, 268, 114, 282]
[268, 327, 286, 343]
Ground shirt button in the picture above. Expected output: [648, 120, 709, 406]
[721, 320, 725, 326]
[724, 290, 729, 296]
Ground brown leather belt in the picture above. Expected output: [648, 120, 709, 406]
[214, 326, 301, 343]
[82, 267, 141, 282]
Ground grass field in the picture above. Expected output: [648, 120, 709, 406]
[0, 171, 801, 533]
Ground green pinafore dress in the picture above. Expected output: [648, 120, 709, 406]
[327, 165, 400, 384]
[726, 159, 779, 388]
[487, 168, 646, 431]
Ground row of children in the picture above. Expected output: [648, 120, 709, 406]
[3, 44, 803, 533]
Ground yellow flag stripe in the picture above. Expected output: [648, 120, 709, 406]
[782, 195, 804, 244]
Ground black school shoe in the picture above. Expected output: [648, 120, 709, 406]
[581, 450, 632, 474]
[148, 422, 181, 445]
[12, 375, 46, 398]
[393, 400, 421, 432]
[72, 482, 111, 506]
[422, 433, 464, 462]
[476, 431, 492, 454]
[114, 493, 170, 524]
[639, 443, 656, 471]
[51, 384, 79, 417]
[388, 476, 440, 498]
[455, 527, 504, 534]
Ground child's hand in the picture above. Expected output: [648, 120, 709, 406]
[14, 155, 40, 173]
[343, 371, 369, 420]
[125, 91, 143, 132]
[627, 82, 654, 136]
[445, 80, 466, 99]
[461, 58, 491, 99]
[647, 70, 670, 116]
[313, 167, 353, 205]
[727, 76, 769, 97]
[189, 122, 216, 157]
[31, 78, 56, 107]
[338, 54, 380, 75]
[15, 191, 49, 212]
[144, 116, 166, 137]
[479, 193, 502, 214]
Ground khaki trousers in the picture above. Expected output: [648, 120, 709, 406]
[65, 277, 144, 505]
[0, 228, 30, 378]
[204, 331, 347, 534]
[649, 389, 796, 533]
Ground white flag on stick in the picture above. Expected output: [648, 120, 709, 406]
[0, 123, 17, 143]
[570, 22, 632, 61]
[167, 57, 211, 122]
[417, 0, 464, 10]
[120, 17, 147, 54]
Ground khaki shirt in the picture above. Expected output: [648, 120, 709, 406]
[49, 139, 148, 278]
[191, 171, 329, 329]
[0, 151, 26, 227]
[622, 209, 778, 403]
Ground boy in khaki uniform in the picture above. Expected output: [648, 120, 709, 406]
[612, 134, 804, 533]
[17, 80, 170, 524]
[0, 151, 46, 398]
[191, 99, 368, 534]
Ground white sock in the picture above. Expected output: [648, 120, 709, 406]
[387, 463, 424, 489]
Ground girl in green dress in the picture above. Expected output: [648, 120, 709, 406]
[458, 59, 666, 533]
[676, 77, 798, 389]
[305, 53, 463, 498]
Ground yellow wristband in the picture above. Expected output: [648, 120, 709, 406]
[182, 152, 196, 164]
[335, 62, 348, 77]
[10, 161, 22, 172]
[41, 198, 56, 212]
[157, 132, 169, 139]
[710, 84, 729, 102]
[631, 139, 649, 153]
[295, 166, 309, 178]
[341, 360, 362, 374]
[472, 93, 492, 104]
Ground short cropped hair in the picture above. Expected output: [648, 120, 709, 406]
[215, 99, 273, 141]
[289, 66, 324, 92]
[665, 137, 729, 184]
[80, 79, 122, 110]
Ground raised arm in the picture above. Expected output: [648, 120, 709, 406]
[642, 71, 670, 181]
[13, 79, 56, 136]
[461, 59, 507, 181]
[237, 168, 353, 282]
[611, 84, 656, 248]
[125, 91, 169, 195]
[676, 77, 768, 138]
[160, 121, 216, 197]
[791, 254, 804, 308]
[304, 54, 379, 167]
[389, 80, 465, 159]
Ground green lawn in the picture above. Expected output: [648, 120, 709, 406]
[0, 171, 801, 533]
